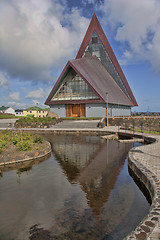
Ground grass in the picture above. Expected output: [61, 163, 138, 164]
[0, 114, 19, 119]
[0, 130, 43, 153]
[133, 129, 160, 135]
[124, 127, 160, 135]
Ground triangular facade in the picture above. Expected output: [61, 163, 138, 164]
[45, 14, 137, 118]
[50, 68, 100, 102]
[76, 13, 137, 106]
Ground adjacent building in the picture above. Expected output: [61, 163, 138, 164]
[45, 14, 137, 118]
[23, 107, 49, 118]
[0, 106, 15, 115]
[15, 109, 23, 116]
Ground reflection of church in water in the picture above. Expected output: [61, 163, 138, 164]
[50, 135, 132, 216]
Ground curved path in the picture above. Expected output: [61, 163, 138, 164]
[120, 131, 160, 240]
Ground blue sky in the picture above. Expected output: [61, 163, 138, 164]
[0, 0, 160, 112]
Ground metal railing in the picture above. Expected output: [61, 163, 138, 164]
[118, 120, 160, 135]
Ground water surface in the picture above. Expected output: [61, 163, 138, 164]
[0, 134, 150, 240]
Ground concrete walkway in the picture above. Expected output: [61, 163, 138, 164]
[119, 130, 160, 240]
[0, 118, 17, 128]
[50, 119, 100, 129]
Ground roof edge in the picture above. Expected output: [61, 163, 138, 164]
[75, 13, 138, 107]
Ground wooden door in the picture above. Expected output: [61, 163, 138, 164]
[72, 104, 80, 117]
[80, 104, 85, 117]
[65, 104, 70, 117]
[65, 104, 85, 117]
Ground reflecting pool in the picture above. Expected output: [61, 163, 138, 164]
[0, 134, 150, 240]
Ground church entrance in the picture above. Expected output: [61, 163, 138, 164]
[65, 104, 85, 117]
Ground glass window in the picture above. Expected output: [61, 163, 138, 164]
[92, 37, 98, 44]
[83, 31, 131, 101]
[52, 73, 99, 101]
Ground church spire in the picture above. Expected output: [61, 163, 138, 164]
[76, 13, 138, 106]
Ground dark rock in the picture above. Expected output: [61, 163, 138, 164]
[135, 232, 146, 240]
[151, 217, 158, 221]
[145, 221, 155, 227]
[141, 225, 150, 233]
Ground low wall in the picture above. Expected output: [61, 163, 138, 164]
[124, 136, 160, 240]
[14, 118, 62, 128]
[103, 116, 160, 133]
[0, 140, 51, 167]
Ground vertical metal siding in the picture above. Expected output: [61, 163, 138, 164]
[86, 103, 106, 117]
[50, 104, 65, 117]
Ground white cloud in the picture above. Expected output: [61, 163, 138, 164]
[9, 92, 20, 102]
[0, 0, 89, 83]
[32, 100, 40, 106]
[7, 102, 26, 109]
[150, 30, 160, 73]
[82, 0, 97, 4]
[25, 88, 46, 99]
[0, 71, 9, 88]
[101, 0, 160, 72]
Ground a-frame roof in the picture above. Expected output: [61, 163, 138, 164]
[45, 56, 133, 106]
[76, 13, 138, 106]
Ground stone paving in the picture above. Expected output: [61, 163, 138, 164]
[0, 118, 17, 128]
[119, 130, 160, 240]
[131, 135, 160, 179]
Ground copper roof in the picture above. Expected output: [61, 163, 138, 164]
[70, 56, 133, 106]
[45, 56, 133, 106]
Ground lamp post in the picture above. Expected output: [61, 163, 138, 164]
[106, 92, 108, 126]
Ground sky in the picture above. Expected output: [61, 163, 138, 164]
[0, 0, 160, 112]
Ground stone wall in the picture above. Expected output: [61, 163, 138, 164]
[14, 118, 62, 128]
[124, 135, 160, 240]
[105, 117, 160, 133]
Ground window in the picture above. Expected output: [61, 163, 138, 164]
[52, 74, 99, 101]
[92, 37, 98, 44]
[83, 32, 132, 101]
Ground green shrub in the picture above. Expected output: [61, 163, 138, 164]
[33, 136, 43, 144]
[17, 141, 33, 151]
[17, 117, 55, 123]
[12, 138, 18, 145]
[0, 140, 8, 150]
[0, 130, 43, 152]
[22, 132, 31, 140]
[1, 129, 10, 135]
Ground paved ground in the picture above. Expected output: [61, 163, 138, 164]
[134, 135, 160, 239]
[0, 118, 17, 128]
[50, 119, 100, 129]
[119, 130, 160, 240]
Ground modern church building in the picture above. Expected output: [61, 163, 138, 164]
[45, 14, 137, 117]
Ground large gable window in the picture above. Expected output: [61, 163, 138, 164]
[52, 73, 99, 101]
